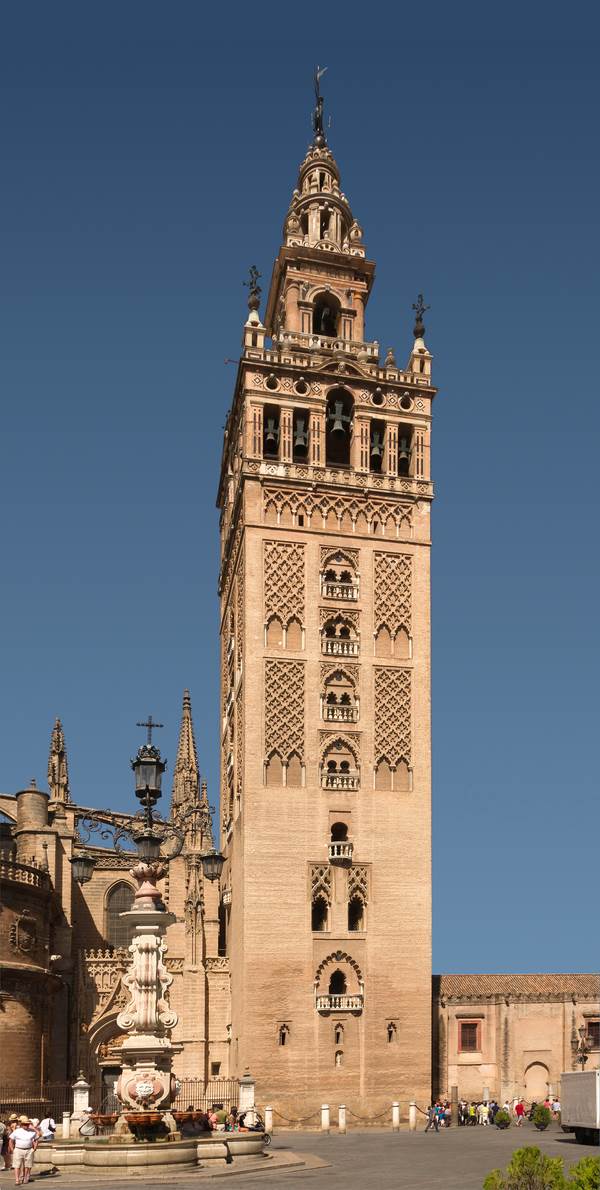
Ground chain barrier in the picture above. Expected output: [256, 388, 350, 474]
[345, 1106, 394, 1124]
[272, 1108, 322, 1126]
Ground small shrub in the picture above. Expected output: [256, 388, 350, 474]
[532, 1105, 553, 1131]
[566, 1156, 600, 1190]
[482, 1144, 565, 1189]
[495, 1109, 511, 1129]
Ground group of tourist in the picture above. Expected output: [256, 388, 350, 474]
[0, 1113, 56, 1184]
[179, 1104, 260, 1136]
[425, 1095, 561, 1132]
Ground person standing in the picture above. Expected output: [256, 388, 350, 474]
[38, 1116, 56, 1142]
[515, 1100, 525, 1127]
[8, 1116, 37, 1186]
[424, 1105, 439, 1133]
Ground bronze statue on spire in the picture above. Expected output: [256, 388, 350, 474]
[313, 65, 328, 144]
[412, 293, 430, 339]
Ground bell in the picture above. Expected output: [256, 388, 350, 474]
[398, 436, 411, 461]
[370, 430, 384, 460]
[294, 417, 308, 450]
[329, 401, 350, 435]
[264, 417, 279, 447]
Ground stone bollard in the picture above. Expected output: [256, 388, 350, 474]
[338, 1104, 346, 1134]
[264, 1106, 273, 1134]
[409, 1101, 417, 1133]
[451, 1084, 458, 1127]
[392, 1102, 400, 1132]
[69, 1071, 90, 1131]
[321, 1104, 330, 1134]
[61, 1112, 70, 1139]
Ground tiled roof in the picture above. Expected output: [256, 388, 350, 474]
[435, 974, 600, 999]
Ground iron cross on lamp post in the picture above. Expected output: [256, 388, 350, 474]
[69, 715, 224, 884]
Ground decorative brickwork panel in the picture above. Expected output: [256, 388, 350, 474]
[236, 552, 244, 669]
[348, 866, 369, 904]
[374, 668, 411, 767]
[235, 687, 244, 811]
[264, 660, 305, 762]
[374, 553, 412, 638]
[263, 488, 411, 536]
[264, 542, 305, 627]
[310, 864, 332, 904]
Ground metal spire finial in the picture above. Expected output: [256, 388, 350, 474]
[412, 293, 430, 340]
[312, 65, 328, 145]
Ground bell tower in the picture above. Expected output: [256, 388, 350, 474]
[217, 77, 436, 1115]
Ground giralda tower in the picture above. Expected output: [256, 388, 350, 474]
[217, 80, 436, 1115]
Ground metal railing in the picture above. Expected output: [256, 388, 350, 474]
[0, 1083, 72, 1117]
[173, 1078, 239, 1113]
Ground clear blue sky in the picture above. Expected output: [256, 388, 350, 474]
[1, 2, 598, 973]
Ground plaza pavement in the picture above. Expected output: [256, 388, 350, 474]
[24, 1121, 598, 1188]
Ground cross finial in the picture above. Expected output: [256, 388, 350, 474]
[136, 714, 164, 746]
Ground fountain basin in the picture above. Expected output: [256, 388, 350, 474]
[48, 1132, 266, 1169]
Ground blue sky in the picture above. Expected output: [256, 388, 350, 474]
[1, 2, 598, 972]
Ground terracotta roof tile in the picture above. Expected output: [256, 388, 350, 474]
[435, 973, 600, 999]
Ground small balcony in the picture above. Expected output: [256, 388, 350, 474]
[322, 771, 359, 791]
[321, 581, 359, 602]
[321, 638, 359, 657]
[328, 841, 353, 863]
[323, 705, 357, 723]
[316, 994, 363, 1013]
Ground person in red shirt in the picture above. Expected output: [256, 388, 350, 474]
[515, 1100, 525, 1126]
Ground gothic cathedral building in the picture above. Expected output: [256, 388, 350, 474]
[217, 110, 435, 1114]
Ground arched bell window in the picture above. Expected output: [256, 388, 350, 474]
[313, 293, 341, 338]
[326, 389, 353, 466]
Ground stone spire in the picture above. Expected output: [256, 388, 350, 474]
[48, 717, 70, 805]
[171, 689, 199, 813]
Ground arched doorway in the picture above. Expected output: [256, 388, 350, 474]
[524, 1062, 550, 1101]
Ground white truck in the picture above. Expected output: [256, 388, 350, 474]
[560, 1070, 600, 1145]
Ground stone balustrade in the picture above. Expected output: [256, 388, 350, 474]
[0, 858, 50, 890]
[321, 638, 359, 657]
[321, 581, 359, 601]
[328, 841, 353, 863]
[315, 993, 363, 1013]
[323, 705, 357, 723]
[322, 772, 359, 791]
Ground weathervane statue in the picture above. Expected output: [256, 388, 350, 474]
[313, 65, 328, 144]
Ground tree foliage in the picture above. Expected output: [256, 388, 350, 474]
[483, 1147, 600, 1190]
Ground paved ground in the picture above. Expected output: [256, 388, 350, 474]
[23, 1121, 599, 1189]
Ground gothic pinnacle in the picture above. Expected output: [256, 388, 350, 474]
[172, 687, 200, 810]
[48, 716, 70, 803]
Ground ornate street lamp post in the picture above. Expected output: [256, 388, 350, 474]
[70, 715, 224, 1131]
[575, 1025, 593, 1070]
